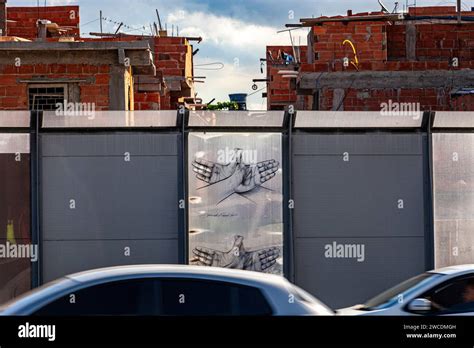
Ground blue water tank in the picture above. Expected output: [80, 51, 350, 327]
[229, 93, 248, 111]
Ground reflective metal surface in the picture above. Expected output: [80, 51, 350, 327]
[188, 133, 283, 274]
[188, 111, 285, 127]
[42, 111, 178, 128]
[433, 133, 474, 268]
[295, 111, 423, 128]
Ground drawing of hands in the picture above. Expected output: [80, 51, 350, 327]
[192, 149, 243, 184]
[235, 160, 279, 193]
[192, 148, 279, 196]
[192, 235, 280, 272]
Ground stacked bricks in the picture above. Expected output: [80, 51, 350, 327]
[7, 6, 80, 40]
[266, 45, 307, 110]
[153, 36, 188, 110]
[320, 87, 453, 112]
[90, 35, 192, 110]
[275, 7, 474, 111]
[307, 20, 388, 72]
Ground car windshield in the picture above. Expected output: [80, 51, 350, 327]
[361, 273, 442, 311]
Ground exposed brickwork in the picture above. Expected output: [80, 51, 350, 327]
[268, 6, 474, 111]
[86, 35, 193, 110]
[0, 64, 110, 110]
[0, 4, 195, 111]
[7, 6, 80, 40]
[266, 45, 306, 110]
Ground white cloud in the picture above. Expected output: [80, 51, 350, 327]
[193, 57, 269, 110]
[47, 0, 77, 4]
[167, 10, 309, 50]
[169, 10, 307, 110]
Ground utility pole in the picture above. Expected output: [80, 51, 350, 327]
[457, 0, 461, 23]
[100, 10, 103, 33]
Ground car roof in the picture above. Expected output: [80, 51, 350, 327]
[429, 264, 474, 275]
[65, 264, 289, 288]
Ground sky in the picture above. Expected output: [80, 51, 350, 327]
[8, 0, 474, 109]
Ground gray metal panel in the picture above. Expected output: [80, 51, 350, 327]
[293, 134, 423, 155]
[295, 111, 423, 129]
[0, 111, 30, 128]
[292, 132, 427, 308]
[0, 134, 30, 154]
[41, 133, 178, 157]
[432, 133, 474, 268]
[433, 112, 474, 129]
[293, 153, 425, 238]
[41, 156, 178, 240]
[295, 237, 426, 308]
[42, 111, 178, 128]
[42, 240, 179, 282]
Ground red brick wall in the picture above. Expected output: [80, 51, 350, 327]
[154, 36, 188, 110]
[0, 64, 109, 110]
[88, 35, 192, 110]
[267, 45, 306, 110]
[295, 7, 474, 111]
[317, 87, 468, 112]
[387, 23, 474, 65]
[7, 6, 80, 40]
[307, 21, 387, 72]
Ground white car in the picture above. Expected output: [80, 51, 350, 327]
[338, 264, 474, 316]
[0, 265, 333, 316]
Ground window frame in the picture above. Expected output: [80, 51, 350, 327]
[404, 274, 474, 315]
[28, 83, 68, 111]
[32, 276, 275, 316]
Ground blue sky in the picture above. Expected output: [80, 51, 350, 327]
[9, 0, 474, 109]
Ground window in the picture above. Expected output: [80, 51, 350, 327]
[363, 273, 441, 311]
[34, 279, 158, 316]
[159, 278, 273, 316]
[28, 85, 67, 111]
[420, 276, 474, 315]
[33, 278, 273, 316]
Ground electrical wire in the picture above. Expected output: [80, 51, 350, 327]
[81, 18, 100, 27]
[195, 62, 225, 71]
[436, 0, 470, 11]
[247, 86, 266, 97]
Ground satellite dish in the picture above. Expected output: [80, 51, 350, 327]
[378, 0, 389, 13]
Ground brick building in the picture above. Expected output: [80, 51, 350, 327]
[0, 2, 198, 111]
[265, 45, 306, 110]
[266, 6, 474, 111]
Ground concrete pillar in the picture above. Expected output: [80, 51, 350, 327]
[0, 0, 7, 37]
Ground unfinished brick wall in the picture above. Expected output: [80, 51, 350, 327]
[89, 35, 193, 110]
[7, 6, 80, 40]
[294, 7, 474, 111]
[307, 21, 387, 72]
[266, 45, 306, 110]
[388, 23, 474, 66]
[0, 64, 109, 110]
[320, 87, 455, 111]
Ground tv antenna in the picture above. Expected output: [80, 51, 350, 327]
[378, 0, 390, 13]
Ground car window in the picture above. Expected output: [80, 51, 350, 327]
[420, 276, 474, 315]
[33, 277, 273, 316]
[362, 273, 441, 310]
[33, 278, 158, 316]
[159, 278, 273, 316]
